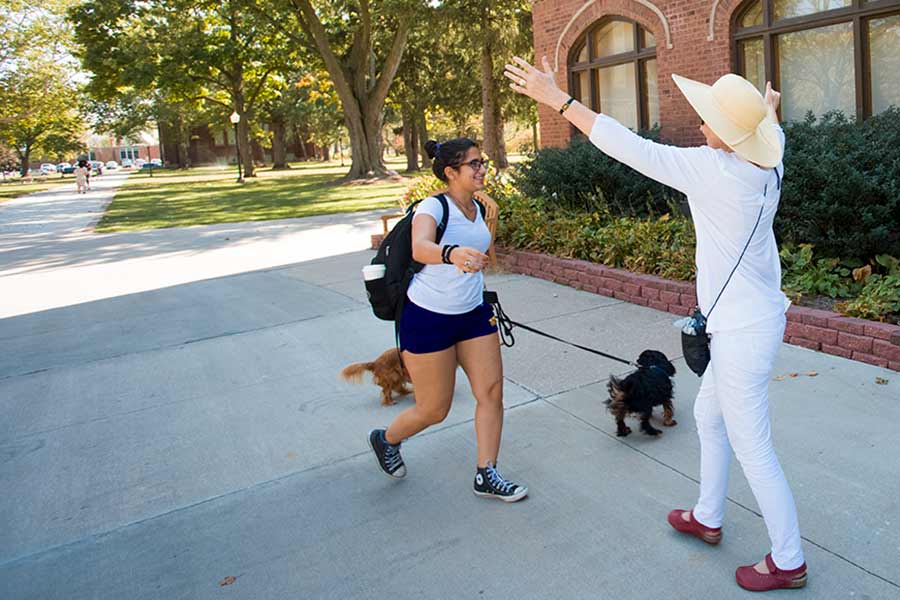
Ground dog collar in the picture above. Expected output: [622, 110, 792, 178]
[648, 365, 669, 375]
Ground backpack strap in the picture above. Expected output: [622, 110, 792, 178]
[435, 193, 450, 244]
[474, 197, 486, 219]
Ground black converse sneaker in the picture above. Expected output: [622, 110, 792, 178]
[368, 429, 406, 479]
[473, 462, 528, 502]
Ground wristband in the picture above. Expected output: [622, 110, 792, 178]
[559, 97, 575, 115]
[442, 244, 459, 264]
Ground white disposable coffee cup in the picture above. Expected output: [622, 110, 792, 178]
[362, 264, 386, 281]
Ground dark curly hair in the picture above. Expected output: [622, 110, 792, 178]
[424, 138, 478, 182]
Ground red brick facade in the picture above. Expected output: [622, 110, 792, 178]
[496, 247, 900, 371]
[533, 0, 749, 147]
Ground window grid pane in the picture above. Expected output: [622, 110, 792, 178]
[869, 14, 900, 115]
[576, 69, 594, 112]
[641, 28, 656, 48]
[592, 20, 635, 58]
[740, 1, 764, 27]
[577, 43, 589, 63]
[644, 58, 660, 128]
[774, 0, 851, 21]
[598, 62, 638, 129]
[778, 21, 855, 121]
[739, 37, 766, 94]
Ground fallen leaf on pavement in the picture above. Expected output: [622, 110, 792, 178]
[219, 576, 236, 587]
[875, 377, 889, 385]
[773, 371, 818, 381]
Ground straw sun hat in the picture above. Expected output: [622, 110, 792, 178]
[672, 73, 782, 168]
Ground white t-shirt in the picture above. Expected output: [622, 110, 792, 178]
[406, 194, 492, 314]
[589, 114, 788, 333]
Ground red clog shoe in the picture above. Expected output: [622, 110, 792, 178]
[666, 509, 722, 545]
[736, 553, 808, 591]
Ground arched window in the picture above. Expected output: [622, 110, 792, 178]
[568, 18, 660, 130]
[734, 0, 900, 120]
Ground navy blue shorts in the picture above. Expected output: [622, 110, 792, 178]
[399, 301, 498, 354]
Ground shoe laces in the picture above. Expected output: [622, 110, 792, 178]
[383, 440, 402, 471]
[485, 463, 516, 494]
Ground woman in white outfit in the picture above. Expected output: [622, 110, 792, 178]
[504, 57, 807, 592]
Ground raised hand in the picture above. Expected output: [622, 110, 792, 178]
[504, 56, 568, 109]
[764, 81, 781, 122]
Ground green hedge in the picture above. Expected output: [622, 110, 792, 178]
[512, 131, 683, 217]
[779, 108, 900, 260]
[515, 108, 900, 262]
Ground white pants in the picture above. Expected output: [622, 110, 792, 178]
[692, 315, 805, 570]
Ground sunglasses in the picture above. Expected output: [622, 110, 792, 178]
[457, 158, 490, 171]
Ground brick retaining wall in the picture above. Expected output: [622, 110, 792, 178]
[496, 247, 900, 372]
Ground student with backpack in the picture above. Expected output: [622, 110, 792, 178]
[367, 137, 528, 503]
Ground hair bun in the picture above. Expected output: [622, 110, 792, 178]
[424, 139, 440, 159]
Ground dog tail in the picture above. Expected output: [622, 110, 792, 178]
[606, 375, 625, 409]
[341, 361, 374, 383]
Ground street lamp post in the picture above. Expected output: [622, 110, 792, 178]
[230, 111, 244, 183]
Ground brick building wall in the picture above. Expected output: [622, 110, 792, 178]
[533, 0, 750, 147]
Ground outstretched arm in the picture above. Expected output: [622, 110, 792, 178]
[504, 56, 597, 137]
[503, 56, 713, 195]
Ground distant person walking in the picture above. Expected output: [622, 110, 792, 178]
[367, 138, 528, 503]
[74, 160, 88, 194]
[505, 57, 807, 591]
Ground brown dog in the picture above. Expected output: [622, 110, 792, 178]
[341, 348, 412, 406]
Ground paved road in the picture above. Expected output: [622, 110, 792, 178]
[0, 181, 897, 599]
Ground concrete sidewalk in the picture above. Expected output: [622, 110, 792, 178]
[0, 198, 898, 598]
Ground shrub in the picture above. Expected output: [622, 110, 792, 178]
[779, 243, 858, 301]
[497, 194, 696, 280]
[512, 133, 684, 216]
[512, 109, 900, 261]
[777, 107, 900, 261]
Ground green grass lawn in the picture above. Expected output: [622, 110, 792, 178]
[0, 178, 67, 201]
[97, 157, 424, 232]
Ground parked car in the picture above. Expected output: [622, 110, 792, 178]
[89, 160, 104, 175]
[134, 158, 146, 168]
[140, 162, 155, 170]
[57, 162, 70, 173]
[150, 158, 163, 167]
[120, 158, 133, 168]
[105, 161, 118, 170]
[61, 164, 76, 174]
[40, 163, 57, 174]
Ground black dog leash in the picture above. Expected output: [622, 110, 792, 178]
[484, 290, 637, 367]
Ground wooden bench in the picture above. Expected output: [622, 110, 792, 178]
[377, 192, 499, 266]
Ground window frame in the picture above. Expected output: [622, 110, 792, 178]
[567, 17, 659, 131]
[732, 0, 900, 119]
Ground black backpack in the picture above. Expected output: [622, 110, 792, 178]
[366, 193, 486, 322]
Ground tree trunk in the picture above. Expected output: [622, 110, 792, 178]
[416, 109, 431, 169]
[271, 120, 288, 169]
[238, 117, 255, 177]
[480, 40, 508, 168]
[401, 106, 417, 172]
[292, 0, 409, 181]
[322, 145, 330, 161]
[19, 145, 30, 177]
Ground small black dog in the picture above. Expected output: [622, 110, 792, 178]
[606, 350, 677, 437]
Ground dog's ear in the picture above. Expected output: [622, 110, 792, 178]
[663, 360, 676, 376]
